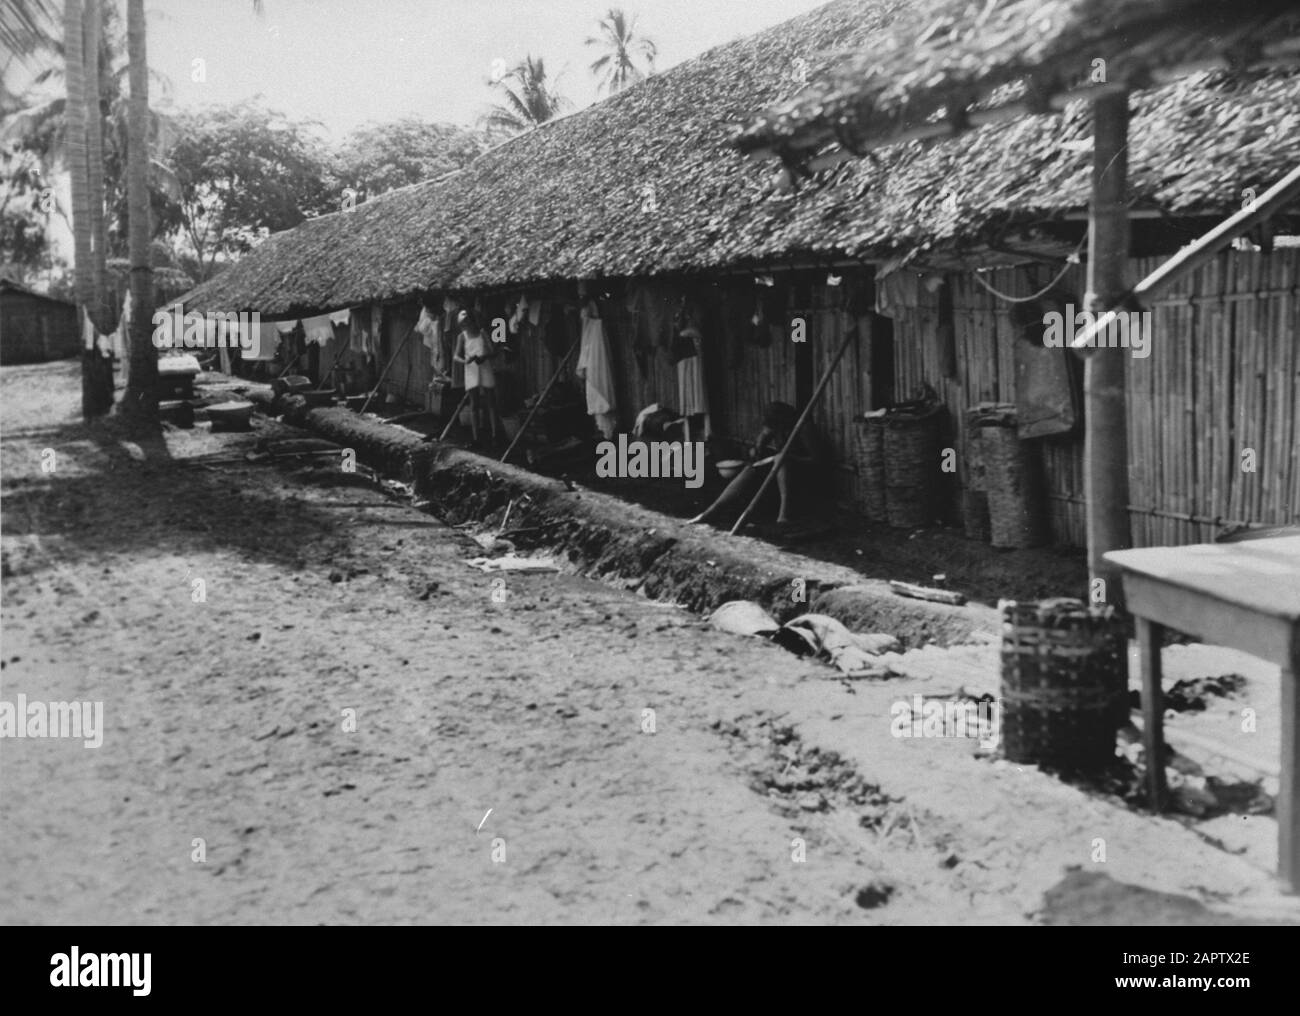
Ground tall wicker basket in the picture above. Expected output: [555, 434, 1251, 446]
[852, 414, 888, 522]
[962, 423, 990, 541]
[883, 405, 941, 528]
[979, 420, 1046, 548]
[1000, 598, 1128, 773]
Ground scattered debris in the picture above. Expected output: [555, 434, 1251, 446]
[707, 600, 899, 677]
[464, 555, 561, 573]
[889, 579, 966, 606]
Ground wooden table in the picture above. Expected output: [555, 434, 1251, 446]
[1105, 536, 1300, 891]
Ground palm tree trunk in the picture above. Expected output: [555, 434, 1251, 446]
[83, 0, 109, 330]
[121, 0, 157, 422]
[64, 0, 113, 418]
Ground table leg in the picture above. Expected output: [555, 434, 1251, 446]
[1137, 618, 1165, 810]
[1281, 655, 1299, 892]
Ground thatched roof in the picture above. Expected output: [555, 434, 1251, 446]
[736, 0, 1300, 162]
[180, 0, 904, 318]
[181, 0, 1300, 317]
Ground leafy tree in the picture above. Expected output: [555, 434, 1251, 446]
[585, 8, 656, 96]
[162, 101, 333, 281]
[481, 56, 571, 136]
[334, 117, 488, 201]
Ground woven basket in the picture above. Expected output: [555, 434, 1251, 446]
[979, 421, 1046, 548]
[852, 415, 888, 522]
[1000, 598, 1128, 772]
[962, 423, 990, 541]
[883, 406, 941, 528]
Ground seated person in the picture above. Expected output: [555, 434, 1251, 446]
[689, 401, 830, 526]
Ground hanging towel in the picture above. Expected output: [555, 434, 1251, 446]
[676, 325, 710, 437]
[302, 313, 334, 346]
[576, 301, 616, 437]
[416, 307, 438, 351]
[246, 319, 280, 361]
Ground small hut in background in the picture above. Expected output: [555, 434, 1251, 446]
[0, 278, 79, 364]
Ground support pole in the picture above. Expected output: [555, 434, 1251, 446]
[1083, 90, 1132, 607]
[438, 388, 474, 441]
[317, 335, 353, 391]
[501, 339, 579, 464]
[729, 323, 857, 536]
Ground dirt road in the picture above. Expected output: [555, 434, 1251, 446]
[0, 362, 938, 924]
[3, 362, 1296, 926]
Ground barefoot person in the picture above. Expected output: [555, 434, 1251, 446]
[453, 310, 502, 445]
[689, 401, 828, 526]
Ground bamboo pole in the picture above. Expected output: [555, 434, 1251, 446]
[317, 334, 353, 391]
[358, 325, 417, 416]
[729, 322, 857, 536]
[437, 388, 474, 441]
[1083, 90, 1132, 606]
[501, 339, 580, 464]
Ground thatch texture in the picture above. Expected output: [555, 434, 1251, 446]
[736, 0, 1300, 159]
[180, 0, 1300, 317]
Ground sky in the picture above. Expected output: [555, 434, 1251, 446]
[136, 0, 830, 140]
[5, 0, 829, 276]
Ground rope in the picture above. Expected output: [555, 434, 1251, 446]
[971, 236, 1086, 303]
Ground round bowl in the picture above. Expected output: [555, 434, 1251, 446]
[716, 459, 745, 480]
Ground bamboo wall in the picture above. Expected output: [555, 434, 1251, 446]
[368, 248, 1296, 550]
[891, 248, 1299, 548]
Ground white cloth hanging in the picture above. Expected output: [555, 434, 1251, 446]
[675, 325, 710, 437]
[576, 301, 616, 438]
[275, 319, 298, 335]
[302, 313, 334, 346]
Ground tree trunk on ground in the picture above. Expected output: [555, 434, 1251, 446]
[120, 0, 158, 424]
[64, 0, 113, 419]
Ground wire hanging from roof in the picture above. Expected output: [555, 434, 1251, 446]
[970, 236, 1086, 303]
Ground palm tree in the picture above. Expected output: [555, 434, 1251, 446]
[63, 0, 114, 417]
[585, 8, 656, 96]
[481, 56, 571, 136]
[119, 0, 155, 422]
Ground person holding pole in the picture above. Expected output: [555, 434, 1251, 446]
[453, 309, 502, 446]
[688, 401, 829, 527]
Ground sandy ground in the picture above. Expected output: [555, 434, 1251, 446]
[1, 360, 1297, 925]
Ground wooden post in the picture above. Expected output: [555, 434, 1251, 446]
[1083, 90, 1133, 607]
[729, 323, 857, 536]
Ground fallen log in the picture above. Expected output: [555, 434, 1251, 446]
[889, 580, 967, 606]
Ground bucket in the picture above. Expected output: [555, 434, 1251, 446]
[999, 598, 1127, 772]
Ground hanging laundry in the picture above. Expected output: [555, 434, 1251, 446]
[275, 319, 298, 336]
[675, 312, 711, 440]
[576, 299, 617, 439]
[330, 309, 350, 328]
[415, 306, 449, 377]
[508, 293, 528, 335]
[245, 319, 280, 361]
[302, 313, 334, 346]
